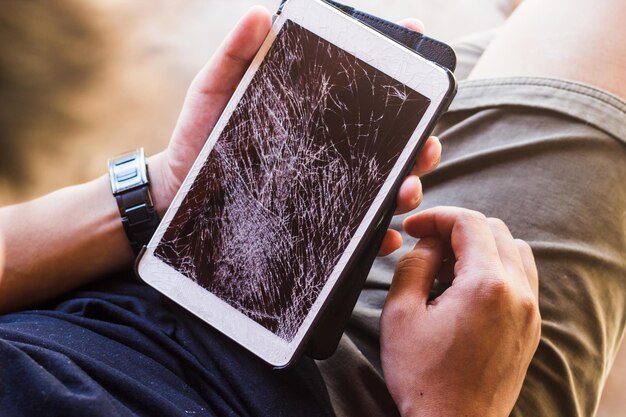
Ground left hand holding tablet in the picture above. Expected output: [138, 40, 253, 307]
[147, 6, 441, 258]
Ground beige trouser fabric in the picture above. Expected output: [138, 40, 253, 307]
[317, 34, 626, 417]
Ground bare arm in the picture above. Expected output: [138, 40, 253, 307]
[0, 175, 132, 312]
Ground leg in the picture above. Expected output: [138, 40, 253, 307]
[469, 0, 626, 100]
[451, 29, 498, 81]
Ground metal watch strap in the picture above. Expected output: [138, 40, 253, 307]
[108, 148, 160, 255]
[115, 186, 160, 255]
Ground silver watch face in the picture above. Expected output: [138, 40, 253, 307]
[108, 148, 149, 194]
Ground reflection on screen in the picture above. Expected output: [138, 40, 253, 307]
[155, 20, 430, 340]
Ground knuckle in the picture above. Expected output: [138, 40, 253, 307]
[398, 249, 429, 265]
[459, 209, 488, 226]
[395, 250, 430, 276]
[481, 275, 511, 299]
[515, 239, 533, 255]
[487, 217, 509, 232]
[469, 268, 512, 307]
[382, 297, 416, 323]
[519, 294, 538, 318]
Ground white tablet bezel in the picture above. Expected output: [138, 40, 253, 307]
[137, 0, 454, 367]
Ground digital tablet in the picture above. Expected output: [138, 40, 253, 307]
[137, 0, 456, 367]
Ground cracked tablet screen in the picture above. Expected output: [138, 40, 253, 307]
[155, 20, 430, 341]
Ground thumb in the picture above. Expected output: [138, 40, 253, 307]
[162, 7, 272, 202]
[387, 237, 443, 305]
[168, 6, 272, 164]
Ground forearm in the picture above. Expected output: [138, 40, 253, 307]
[0, 174, 133, 313]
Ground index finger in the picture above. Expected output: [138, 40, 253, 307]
[402, 206, 501, 277]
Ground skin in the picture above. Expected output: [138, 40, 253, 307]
[381, 208, 541, 417]
[0, 6, 543, 416]
[469, 0, 626, 101]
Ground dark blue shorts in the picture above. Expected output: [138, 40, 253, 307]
[0, 273, 334, 417]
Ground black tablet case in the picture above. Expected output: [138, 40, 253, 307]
[274, 0, 458, 361]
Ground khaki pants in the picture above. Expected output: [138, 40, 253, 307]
[318, 32, 626, 417]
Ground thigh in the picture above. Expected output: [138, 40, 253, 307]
[469, 0, 626, 101]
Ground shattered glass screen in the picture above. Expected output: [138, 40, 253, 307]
[155, 20, 430, 341]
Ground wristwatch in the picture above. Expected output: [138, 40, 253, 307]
[108, 148, 160, 255]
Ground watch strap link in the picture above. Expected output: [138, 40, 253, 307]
[115, 185, 160, 255]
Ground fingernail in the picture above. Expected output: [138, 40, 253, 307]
[412, 192, 422, 207]
[407, 176, 422, 205]
[432, 142, 442, 167]
[432, 154, 441, 169]
[416, 237, 437, 248]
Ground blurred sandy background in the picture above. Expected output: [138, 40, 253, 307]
[0, 0, 623, 415]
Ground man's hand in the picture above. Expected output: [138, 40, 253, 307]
[148, 7, 440, 257]
[380, 207, 541, 417]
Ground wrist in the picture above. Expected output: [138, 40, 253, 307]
[147, 151, 176, 218]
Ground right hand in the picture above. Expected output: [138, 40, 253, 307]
[380, 207, 541, 417]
